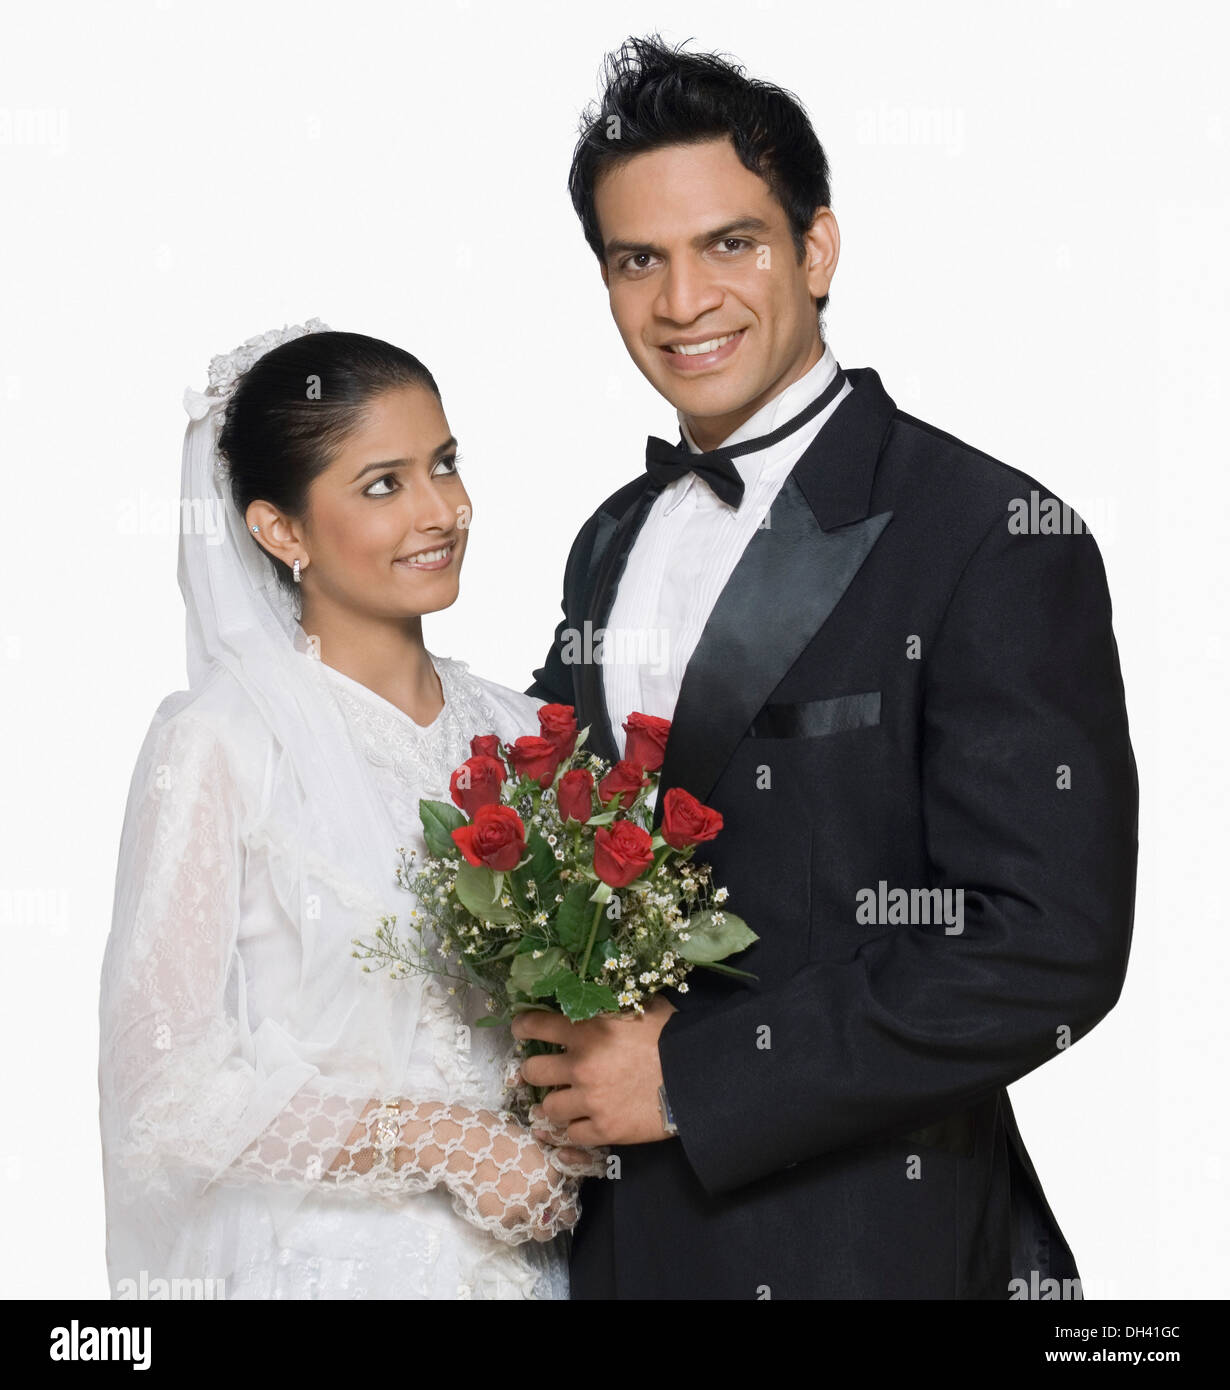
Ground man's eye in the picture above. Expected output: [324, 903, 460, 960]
[619, 253, 655, 273]
[363, 473, 399, 497]
[431, 454, 460, 477]
[717, 237, 750, 253]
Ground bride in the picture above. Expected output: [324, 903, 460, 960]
[98, 319, 601, 1300]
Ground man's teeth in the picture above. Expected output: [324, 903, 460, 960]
[402, 545, 451, 564]
[668, 332, 738, 356]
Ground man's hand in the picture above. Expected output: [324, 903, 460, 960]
[510, 994, 678, 1147]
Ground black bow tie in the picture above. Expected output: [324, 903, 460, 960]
[644, 368, 849, 508]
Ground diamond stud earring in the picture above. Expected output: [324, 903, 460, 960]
[251, 525, 260, 533]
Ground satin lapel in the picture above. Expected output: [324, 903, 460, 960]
[653, 479, 892, 822]
[652, 366, 900, 825]
[576, 480, 663, 763]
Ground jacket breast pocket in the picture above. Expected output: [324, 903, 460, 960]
[748, 690, 881, 740]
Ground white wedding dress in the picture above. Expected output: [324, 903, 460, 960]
[99, 642, 571, 1300]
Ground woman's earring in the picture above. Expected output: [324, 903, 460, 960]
[250, 525, 260, 534]
[293, 558, 301, 584]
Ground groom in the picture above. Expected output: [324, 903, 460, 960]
[516, 36, 1138, 1299]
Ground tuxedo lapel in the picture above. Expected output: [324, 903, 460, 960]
[576, 480, 664, 762]
[652, 367, 900, 824]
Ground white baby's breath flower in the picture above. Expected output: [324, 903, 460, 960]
[714, 886, 729, 903]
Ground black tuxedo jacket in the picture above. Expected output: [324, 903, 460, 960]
[526, 367, 1138, 1299]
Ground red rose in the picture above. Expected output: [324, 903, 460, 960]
[593, 821, 655, 887]
[451, 803, 527, 871]
[470, 734, 503, 764]
[598, 758, 651, 810]
[556, 768, 595, 823]
[449, 755, 506, 816]
[661, 787, 724, 850]
[506, 735, 563, 788]
[537, 703, 579, 762]
[623, 711, 671, 772]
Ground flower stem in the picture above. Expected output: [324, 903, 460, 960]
[578, 900, 605, 978]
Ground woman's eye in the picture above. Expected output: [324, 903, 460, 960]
[363, 473, 400, 497]
[431, 453, 460, 477]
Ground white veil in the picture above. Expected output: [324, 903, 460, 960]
[173, 318, 426, 1037]
[99, 320, 435, 1287]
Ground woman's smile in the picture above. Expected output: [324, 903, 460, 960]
[394, 537, 458, 572]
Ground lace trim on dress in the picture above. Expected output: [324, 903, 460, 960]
[317, 653, 502, 802]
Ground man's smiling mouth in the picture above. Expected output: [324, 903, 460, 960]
[664, 330, 743, 355]
[657, 328, 747, 371]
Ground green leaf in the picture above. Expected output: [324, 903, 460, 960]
[420, 798, 467, 859]
[554, 883, 597, 955]
[508, 946, 566, 998]
[586, 810, 619, 826]
[514, 829, 559, 904]
[589, 881, 613, 904]
[676, 910, 759, 964]
[453, 861, 518, 925]
[539, 968, 620, 1021]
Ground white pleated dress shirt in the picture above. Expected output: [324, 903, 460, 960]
[602, 344, 852, 754]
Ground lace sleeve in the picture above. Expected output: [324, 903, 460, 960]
[100, 706, 584, 1245]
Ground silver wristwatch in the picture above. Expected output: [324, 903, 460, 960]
[658, 1083, 678, 1136]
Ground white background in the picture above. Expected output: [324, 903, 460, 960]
[1, 0, 1226, 1300]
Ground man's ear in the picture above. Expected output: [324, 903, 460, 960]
[803, 207, 840, 302]
[599, 259, 610, 291]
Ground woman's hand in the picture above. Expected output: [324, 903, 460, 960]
[432, 1107, 600, 1243]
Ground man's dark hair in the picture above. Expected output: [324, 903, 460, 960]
[568, 35, 833, 319]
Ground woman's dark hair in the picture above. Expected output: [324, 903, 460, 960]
[217, 330, 440, 593]
[568, 35, 833, 319]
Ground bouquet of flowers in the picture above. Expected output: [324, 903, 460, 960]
[352, 704, 757, 1122]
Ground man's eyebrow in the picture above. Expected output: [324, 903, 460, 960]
[603, 216, 772, 262]
[350, 436, 458, 484]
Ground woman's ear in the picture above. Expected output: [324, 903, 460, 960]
[245, 501, 307, 572]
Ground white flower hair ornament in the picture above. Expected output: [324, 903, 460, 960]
[183, 316, 332, 421]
